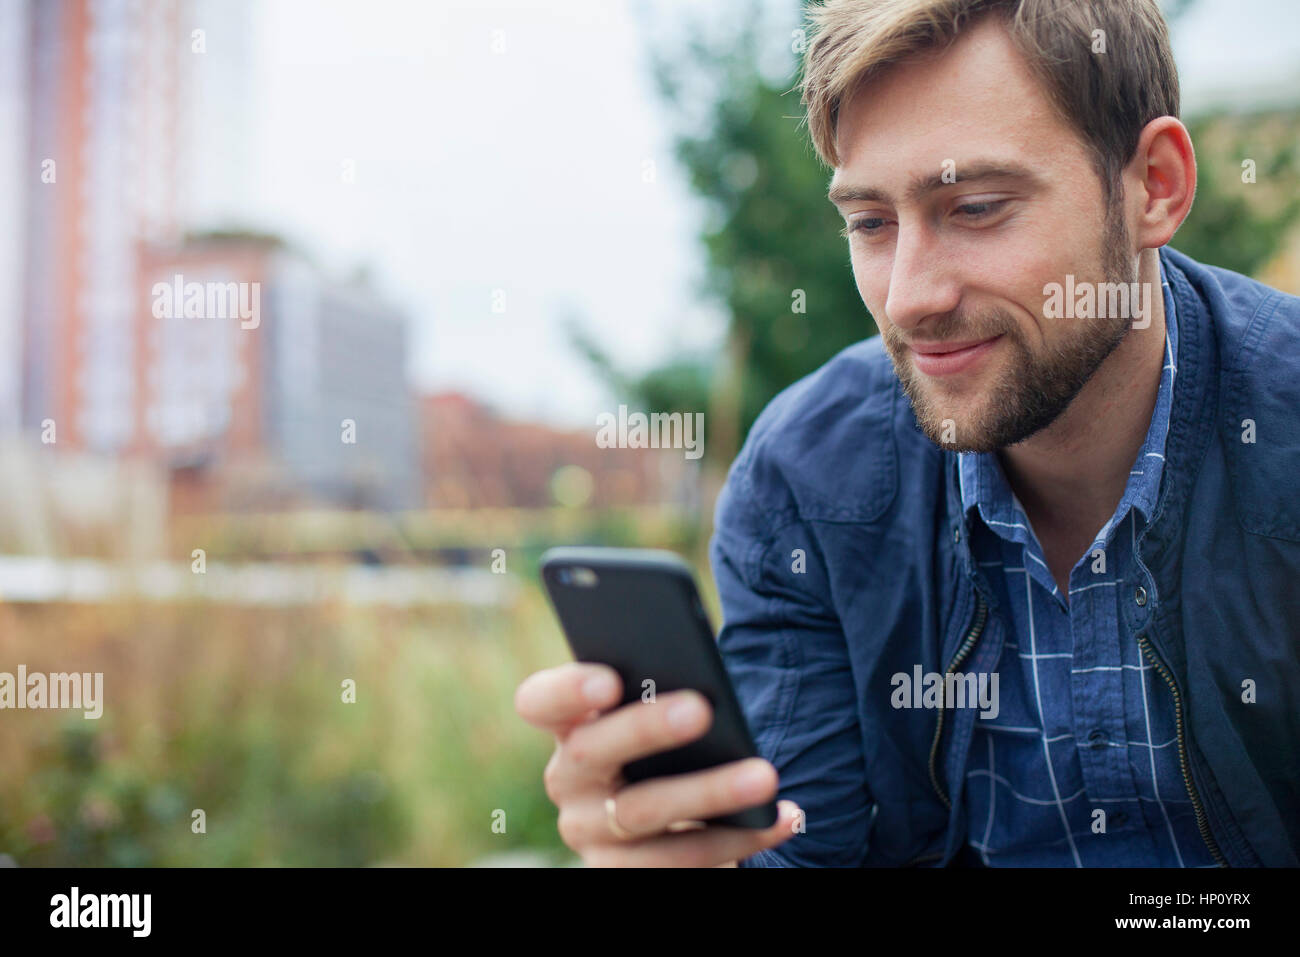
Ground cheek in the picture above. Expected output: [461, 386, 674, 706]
[850, 250, 890, 321]
[975, 256, 1056, 338]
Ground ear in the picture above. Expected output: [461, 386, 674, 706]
[1126, 116, 1197, 251]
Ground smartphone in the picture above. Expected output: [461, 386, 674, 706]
[539, 546, 778, 829]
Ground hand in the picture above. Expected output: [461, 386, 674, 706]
[515, 661, 803, 867]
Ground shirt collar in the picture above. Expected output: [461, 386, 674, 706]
[959, 255, 1179, 542]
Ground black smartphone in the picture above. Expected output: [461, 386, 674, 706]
[539, 546, 778, 829]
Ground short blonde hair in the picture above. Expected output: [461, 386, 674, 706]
[799, 0, 1180, 202]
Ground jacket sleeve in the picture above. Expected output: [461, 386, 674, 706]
[708, 463, 875, 867]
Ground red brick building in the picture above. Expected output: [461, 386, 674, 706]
[421, 393, 696, 509]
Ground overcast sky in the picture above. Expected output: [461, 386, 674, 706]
[231, 0, 1300, 428]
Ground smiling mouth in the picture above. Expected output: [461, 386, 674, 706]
[908, 334, 1003, 376]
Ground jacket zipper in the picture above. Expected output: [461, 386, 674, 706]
[1136, 632, 1228, 867]
[927, 590, 989, 811]
[903, 591, 989, 866]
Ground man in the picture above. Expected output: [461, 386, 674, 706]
[514, 0, 1300, 866]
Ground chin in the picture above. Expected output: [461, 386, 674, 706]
[911, 393, 1007, 453]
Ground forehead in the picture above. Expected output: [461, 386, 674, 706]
[831, 17, 1084, 188]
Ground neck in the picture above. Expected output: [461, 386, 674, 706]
[998, 248, 1166, 548]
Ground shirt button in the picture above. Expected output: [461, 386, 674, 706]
[1134, 585, 1148, 607]
[954, 526, 962, 544]
[1087, 729, 1109, 748]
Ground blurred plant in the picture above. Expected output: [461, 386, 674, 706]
[573, 0, 870, 467]
[1174, 114, 1300, 276]
[0, 596, 573, 866]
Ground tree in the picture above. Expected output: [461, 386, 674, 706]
[577, 0, 869, 469]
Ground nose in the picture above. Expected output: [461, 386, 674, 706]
[883, 220, 963, 335]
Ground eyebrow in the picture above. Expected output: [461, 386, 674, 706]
[827, 160, 1044, 208]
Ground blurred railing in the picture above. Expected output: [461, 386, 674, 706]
[166, 505, 706, 564]
[0, 555, 515, 607]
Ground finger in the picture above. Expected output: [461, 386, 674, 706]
[585, 800, 803, 868]
[565, 757, 779, 846]
[557, 689, 713, 789]
[514, 662, 622, 733]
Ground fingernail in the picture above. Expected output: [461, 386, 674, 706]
[667, 693, 703, 730]
[733, 760, 773, 798]
[583, 672, 616, 704]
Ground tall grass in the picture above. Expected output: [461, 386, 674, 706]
[0, 582, 576, 866]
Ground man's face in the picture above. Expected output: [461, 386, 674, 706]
[829, 16, 1137, 452]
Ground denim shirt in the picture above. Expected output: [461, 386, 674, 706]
[956, 260, 1215, 865]
[718, 246, 1300, 867]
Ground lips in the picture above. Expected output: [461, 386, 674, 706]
[908, 334, 1003, 376]
[910, 337, 995, 355]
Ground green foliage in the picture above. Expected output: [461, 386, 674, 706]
[0, 596, 573, 866]
[1172, 115, 1300, 277]
[582, 0, 871, 458]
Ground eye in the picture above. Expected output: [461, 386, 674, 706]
[954, 200, 1007, 219]
[842, 217, 891, 239]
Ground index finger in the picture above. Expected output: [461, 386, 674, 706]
[514, 661, 623, 733]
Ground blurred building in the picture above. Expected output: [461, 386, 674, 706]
[2, 0, 416, 515]
[8, 0, 257, 450]
[136, 234, 419, 511]
[0, 1, 28, 433]
[421, 392, 698, 510]
[17, 0, 193, 451]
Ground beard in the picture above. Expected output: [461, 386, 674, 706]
[882, 207, 1137, 453]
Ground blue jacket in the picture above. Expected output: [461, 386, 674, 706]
[710, 245, 1300, 867]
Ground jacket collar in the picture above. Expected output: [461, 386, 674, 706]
[1141, 246, 1220, 560]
